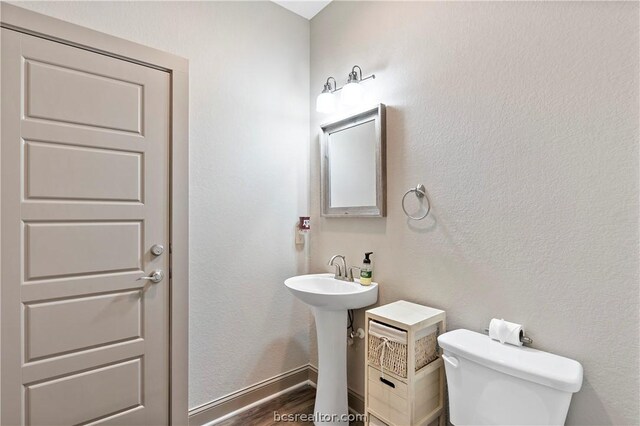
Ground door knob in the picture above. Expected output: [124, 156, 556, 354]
[151, 244, 164, 256]
[138, 270, 164, 283]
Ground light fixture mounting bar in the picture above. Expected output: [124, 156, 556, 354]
[332, 74, 375, 92]
[323, 65, 376, 92]
[360, 74, 376, 83]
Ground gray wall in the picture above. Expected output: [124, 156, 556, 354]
[13, 0, 312, 410]
[309, 2, 639, 425]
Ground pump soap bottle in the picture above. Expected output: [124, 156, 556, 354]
[360, 252, 373, 286]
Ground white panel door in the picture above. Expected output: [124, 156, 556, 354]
[1, 28, 171, 425]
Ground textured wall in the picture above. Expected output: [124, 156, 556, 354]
[309, 2, 639, 425]
[12, 1, 313, 409]
[9, 1, 640, 423]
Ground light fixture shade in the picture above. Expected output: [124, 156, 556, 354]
[341, 81, 364, 106]
[316, 91, 337, 113]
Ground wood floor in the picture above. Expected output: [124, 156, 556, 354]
[217, 385, 364, 426]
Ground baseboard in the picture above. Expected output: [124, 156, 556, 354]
[188, 364, 365, 425]
[188, 365, 311, 425]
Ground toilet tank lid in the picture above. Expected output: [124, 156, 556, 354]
[437, 329, 583, 393]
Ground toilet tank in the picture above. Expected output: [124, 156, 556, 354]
[438, 329, 583, 426]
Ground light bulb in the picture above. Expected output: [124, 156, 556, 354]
[316, 91, 336, 113]
[341, 81, 364, 106]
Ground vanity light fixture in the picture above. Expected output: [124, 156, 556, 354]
[315, 65, 376, 113]
[316, 77, 338, 114]
[341, 65, 374, 106]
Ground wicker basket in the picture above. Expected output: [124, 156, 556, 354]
[368, 321, 438, 378]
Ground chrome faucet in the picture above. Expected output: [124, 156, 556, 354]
[328, 254, 351, 281]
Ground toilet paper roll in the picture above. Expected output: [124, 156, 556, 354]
[489, 318, 524, 346]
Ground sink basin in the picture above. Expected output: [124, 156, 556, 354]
[285, 273, 378, 425]
[284, 273, 378, 310]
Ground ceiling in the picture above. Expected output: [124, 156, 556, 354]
[272, 1, 332, 20]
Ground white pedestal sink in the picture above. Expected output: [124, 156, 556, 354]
[285, 274, 378, 425]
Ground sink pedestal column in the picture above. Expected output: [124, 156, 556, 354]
[313, 308, 349, 426]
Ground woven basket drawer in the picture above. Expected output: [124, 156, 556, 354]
[368, 320, 438, 378]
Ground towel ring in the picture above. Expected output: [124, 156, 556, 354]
[402, 184, 431, 220]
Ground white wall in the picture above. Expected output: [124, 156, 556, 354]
[310, 2, 639, 425]
[12, 0, 312, 409]
[9, 1, 640, 424]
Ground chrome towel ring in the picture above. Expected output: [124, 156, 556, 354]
[402, 184, 431, 220]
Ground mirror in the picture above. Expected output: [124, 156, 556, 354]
[320, 104, 386, 217]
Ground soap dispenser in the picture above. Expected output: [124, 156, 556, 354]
[360, 252, 373, 286]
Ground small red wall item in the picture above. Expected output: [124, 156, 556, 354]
[299, 216, 310, 232]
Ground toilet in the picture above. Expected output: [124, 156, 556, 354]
[438, 329, 583, 425]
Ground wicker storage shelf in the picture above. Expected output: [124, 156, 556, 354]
[367, 322, 438, 378]
[365, 301, 446, 426]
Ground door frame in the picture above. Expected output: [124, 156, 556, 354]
[0, 3, 190, 424]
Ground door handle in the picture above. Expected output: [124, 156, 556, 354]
[138, 270, 164, 283]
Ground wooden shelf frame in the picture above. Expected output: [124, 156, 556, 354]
[365, 301, 446, 426]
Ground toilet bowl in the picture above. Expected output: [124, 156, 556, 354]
[438, 329, 583, 426]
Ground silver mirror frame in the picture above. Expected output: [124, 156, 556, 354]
[320, 103, 386, 217]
